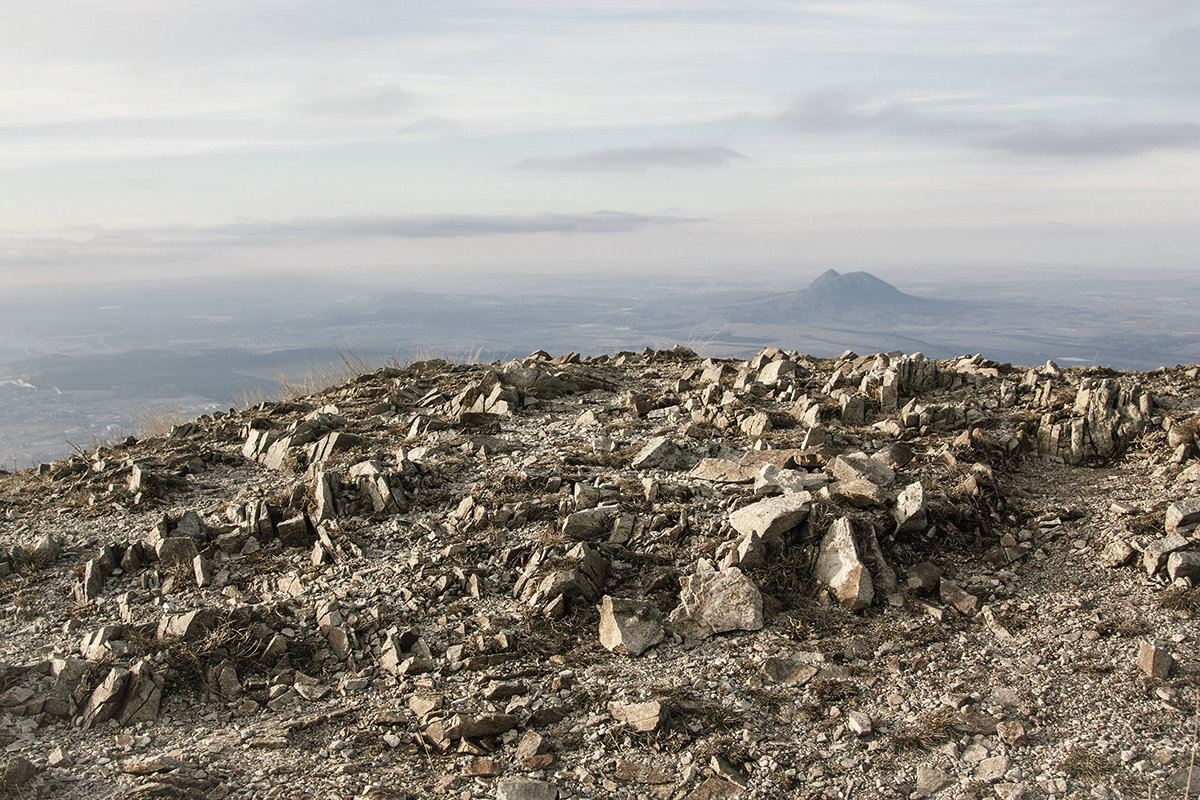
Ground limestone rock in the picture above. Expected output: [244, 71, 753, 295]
[1166, 496, 1200, 532]
[1138, 640, 1172, 679]
[119, 661, 163, 725]
[155, 537, 199, 571]
[752, 464, 828, 496]
[760, 657, 818, 686]
[893, 482, 927, 533]
[940, 579, 980, 616]
[631, 436, 690, 470]
[1, 757, 35, 791]
[831, 478, 886, 507]
[728, 492, 812, 542]
[1143, 532, 1189, 576]
[688, 458, 757, 484]
[442, 712, 518, 739]
[758, 359, 797, 386]
[847, 710, 873, 736]
[81, 667, 131, 728]
[497, 779, 559, 800]
[1167, 551, 1200, 581]
[598, 596, 664, 657]
[608, 699, 662, 732]
[561, 507, 615, 541]
[915, 765, 949, 797]
[1100, 538, 1136, 567]
[829, 451, 895, 487]
[814, 517, 873, 611]
[668, 567, 763, 640]
[682, 778, 743, 800]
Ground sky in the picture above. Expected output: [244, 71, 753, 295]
[1, 0, 1197, 286]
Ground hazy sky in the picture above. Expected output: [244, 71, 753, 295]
[2, 0, 1197, 285]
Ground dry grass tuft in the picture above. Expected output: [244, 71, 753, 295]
[809, 678, 857, 703]
[1095, 617, 1151, 638]
[136, 404, 189, 439]
[275, 349, 375, 400]
[891, 707, 958, 751]
[396, 344, 489, 367]
[1059, 746, 1116, 780]
[1159, 587, 1200, 616]
[753, 543, 815, 609]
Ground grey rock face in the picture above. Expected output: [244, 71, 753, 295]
[728, 492, 812, 542]
[893, 482, 927, 533]
[814, 517, 873, 611]
[598, 596, 664, 656]
[631, 436, 690, 470]
[829, 452, 895, 487]
[155, 537, 199, 571]
[1165, 496, 1200, 532]
[497, 779, 560, 800]
[668, 567, 763, 640]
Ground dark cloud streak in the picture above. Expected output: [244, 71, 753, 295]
[782, 91, 1200, 157]
[0, 212, 700, 261]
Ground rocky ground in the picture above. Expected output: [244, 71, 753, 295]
[0, 346, 1198, 800]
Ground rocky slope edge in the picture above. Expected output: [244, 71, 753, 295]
[0, 346, 1198, 800]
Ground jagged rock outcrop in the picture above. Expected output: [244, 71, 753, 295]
[1037, 377, 1152, 464]
[1, 344, 1198, 798]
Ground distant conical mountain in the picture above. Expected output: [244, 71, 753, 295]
[733, 268, 944, 323]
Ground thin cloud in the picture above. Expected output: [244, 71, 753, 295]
[0, 212, 701, 258]
[985, 122, 1200, 157]
[782, 91, 1200, 157]
[202, 211, 698, 240]
[519, 144, 746, 172]
[298, 85, 415, 121]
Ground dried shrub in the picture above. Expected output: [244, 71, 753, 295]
[1059, 746, 1116, 780]
[809, 678, 857, 703]
[1095, 617, 1151, 638]
[891, 707, 957, 751]
[1158, 587, 1200, 616]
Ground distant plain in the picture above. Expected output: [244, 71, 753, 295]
[1, 266, 1197, 468]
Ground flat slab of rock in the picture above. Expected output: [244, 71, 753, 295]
[631, 436, 689, 470]
[668, 567, 763, 640]
[614, 760, 674, 784]
[683, 777, 744, 800]
[441, 712, 518, 739]
[1165, 496, 1200, 532]
[688, 458, 757, 483]
[608, 699, 662, 732]
[761, 657, 818, 686]
[829, 451, 895, 487]
[497, 779, 560, 800]
[728, 492, 812, 541]
[831, 478, 886, 507]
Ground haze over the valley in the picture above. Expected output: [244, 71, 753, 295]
[0, 1, 1197, 465]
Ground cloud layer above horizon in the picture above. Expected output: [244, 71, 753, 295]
[0, 1, 1196, 283]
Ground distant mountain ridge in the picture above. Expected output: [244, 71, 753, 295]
[732, 268, 946, 323]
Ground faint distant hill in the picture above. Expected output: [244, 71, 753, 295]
[731, 269, 950, 324]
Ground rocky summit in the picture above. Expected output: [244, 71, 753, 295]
[0, 346, 1198, 800]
